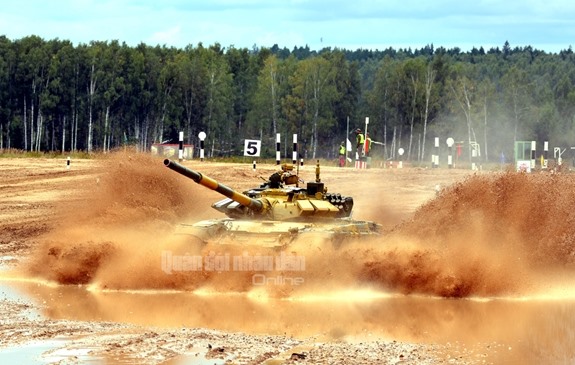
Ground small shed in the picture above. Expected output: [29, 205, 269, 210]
[151, 142, 194, 159]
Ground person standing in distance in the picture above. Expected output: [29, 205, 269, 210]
[338, 141, 346, 167]
[354, 128, 365, 157]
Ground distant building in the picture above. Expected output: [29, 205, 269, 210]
[151, 142, 194, 159]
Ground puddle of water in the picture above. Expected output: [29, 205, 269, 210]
[42, 345, 105, 364]
[0, 339, 107, 364]
[2, 278, 575, 364]
[0, 256, 17, 266]
[0, 340, 67, 364]
[0, 339, 141, 364]
[0, 277, 43, 322]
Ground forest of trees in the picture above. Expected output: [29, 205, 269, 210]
[1, 36, 575, 162]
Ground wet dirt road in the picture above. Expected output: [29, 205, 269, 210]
[1, 153, 575, 364]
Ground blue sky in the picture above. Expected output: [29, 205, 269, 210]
[1, 0, 574, 52]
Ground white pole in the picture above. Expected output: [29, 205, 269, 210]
[198, 131, 206, 162]
[363, 117, 369, 168]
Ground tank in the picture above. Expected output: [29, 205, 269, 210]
[163, 159, 380, 247]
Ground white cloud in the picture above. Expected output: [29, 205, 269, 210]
[148, 26, 183, 46]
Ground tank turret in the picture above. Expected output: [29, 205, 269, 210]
[163, 159, 379, 245]
[164, 159, 354, 221]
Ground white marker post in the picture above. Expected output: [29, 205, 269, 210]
[364, 117, 370, 156]
[446, 137, 454, 168]
[363, 117, 369, 169]
[398, 148, 404, 168]
[198, 131, 206, 162]
[470, 142, 480, 170]
[244, 138, 261, 172]
[244, 139, 262, 171]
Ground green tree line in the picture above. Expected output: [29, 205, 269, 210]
[1, 36, 574, 161]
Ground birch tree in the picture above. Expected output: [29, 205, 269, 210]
[368, 57, 398, 158]
[177, 47, 207, 144]
[420, 62, 437, 161]
[0, 37, 14, 149]
[501, 65, 531, 142]
[477, 78, 496, 161]
[85, 42, 106, 153]
[403, 58, 425, 159]
[201, 44, 233, 155]
[247, 54, 282, 139]
[288, 56, 336, 158]
[448, 68, 478, 159]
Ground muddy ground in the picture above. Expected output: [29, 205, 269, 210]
[1, 153, 574, 364]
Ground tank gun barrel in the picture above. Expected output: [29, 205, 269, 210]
[163, 159, 263, 212]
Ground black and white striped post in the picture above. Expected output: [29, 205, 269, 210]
[543, 141, 548, 169]
[198, 131, 206, 162]
[531, 141, 536, 170]
[300, 158, 304, 168]
[276, 133, 281, 165]
[446, 137, 454, 168]
[292, 134, 298, 165]
[178, 131, 184, 161]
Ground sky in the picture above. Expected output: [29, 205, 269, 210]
[1, 0, 574, 53]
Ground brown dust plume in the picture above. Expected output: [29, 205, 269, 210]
[23, 157, 575, 298]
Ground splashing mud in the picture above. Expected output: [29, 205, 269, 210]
[24, 152, 202, 289]
[21, 157, 575, 299]
[362, 172, 575, 297]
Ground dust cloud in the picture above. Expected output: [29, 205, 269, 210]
[22, 154, 575, 299]
[359, 171, 575, 297]
[24, 152, 210, 290]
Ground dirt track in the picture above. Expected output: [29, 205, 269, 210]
[0, 153, 529, 364]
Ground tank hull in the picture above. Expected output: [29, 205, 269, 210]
[174, 218, 381, 248]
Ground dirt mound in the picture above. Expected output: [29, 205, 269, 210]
[405, 172, 575, 266]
